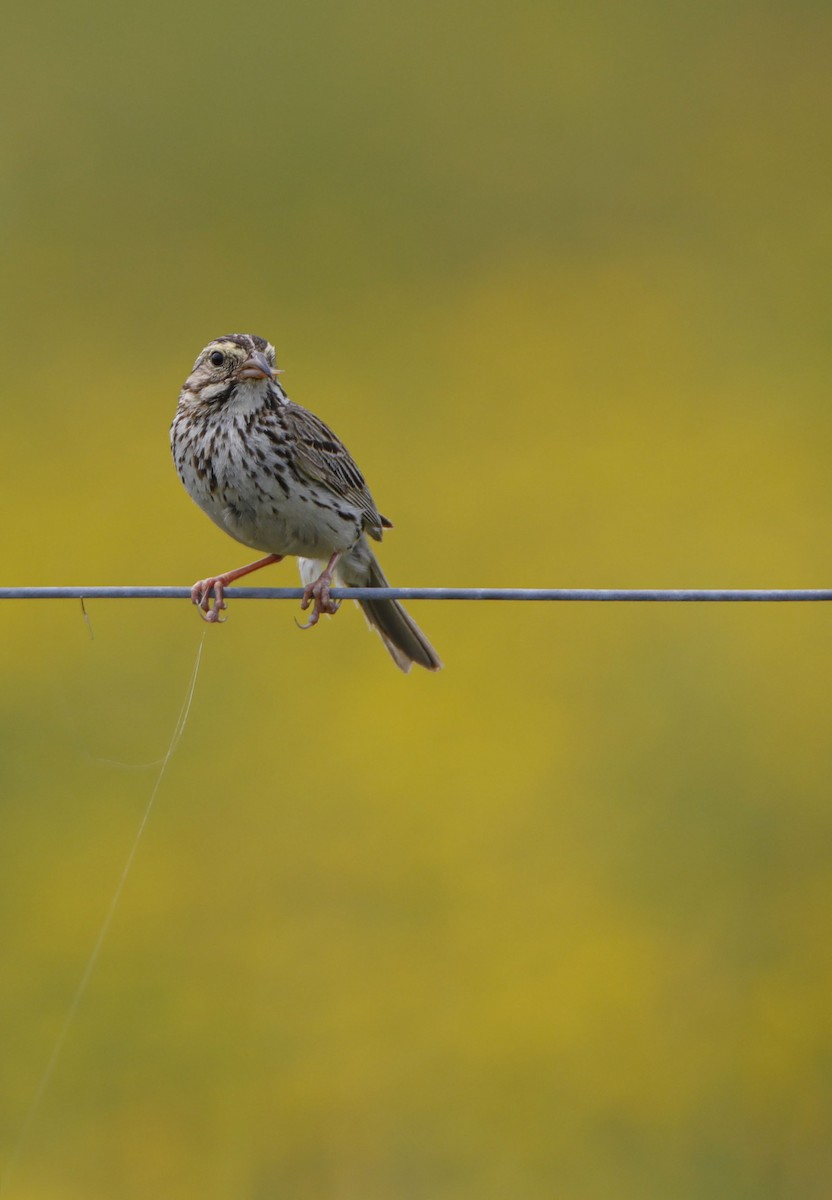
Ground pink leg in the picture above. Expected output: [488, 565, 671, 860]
[191, 553, 284, 623]
[298, 551, 343, 630]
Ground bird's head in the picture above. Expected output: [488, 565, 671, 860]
[183, 334, 280, 401]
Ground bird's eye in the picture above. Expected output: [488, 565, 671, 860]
[209, 350, 224, 367]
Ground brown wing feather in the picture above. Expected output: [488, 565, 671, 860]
[283, 402, 386, 540]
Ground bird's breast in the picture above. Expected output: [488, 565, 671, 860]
[171, 404, 362, 558]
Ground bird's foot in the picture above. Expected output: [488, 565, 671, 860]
[191, 577, 228, 623]
[188, 554, 284, 624]
[298, 557, 342, 630]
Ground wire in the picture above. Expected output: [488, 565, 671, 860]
[1, 587, 832, 602]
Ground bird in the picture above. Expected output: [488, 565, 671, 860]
[170, 334, 442, 673]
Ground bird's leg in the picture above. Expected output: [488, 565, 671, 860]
[191, 553, 284, 623]
[298, 551, 343, 630]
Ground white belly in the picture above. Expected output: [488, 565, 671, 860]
[174, 419, 362, 559]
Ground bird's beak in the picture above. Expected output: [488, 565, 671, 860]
[238, 351, 275, 380]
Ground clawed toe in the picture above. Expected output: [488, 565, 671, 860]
[200, 603, 227, 624]
[191, 579, 228, 623]
[295, 611, 320, 630]
[297, 577, 340, 631]
[187, 555, 285, 624]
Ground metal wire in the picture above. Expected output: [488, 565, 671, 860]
[2, 587, 832, 602]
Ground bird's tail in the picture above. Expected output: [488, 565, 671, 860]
[299, 542, 442, 673]
[353, 551, 442, 673]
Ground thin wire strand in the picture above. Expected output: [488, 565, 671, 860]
[0, 631, 207, 1199]
[1, 586, 832, 601]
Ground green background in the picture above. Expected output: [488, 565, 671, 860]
[3, 2, 832, 1196]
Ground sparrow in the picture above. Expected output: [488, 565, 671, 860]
[170, 334, 441, 672]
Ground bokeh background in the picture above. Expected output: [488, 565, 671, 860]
[2, 2, 832, 1197]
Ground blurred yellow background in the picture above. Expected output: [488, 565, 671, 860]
[2, 2, 832, 1197]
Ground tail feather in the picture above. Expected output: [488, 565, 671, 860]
[298, 546, 442, 673]
[355, 554, 442, 673]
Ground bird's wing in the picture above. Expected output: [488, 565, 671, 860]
[283, 403, 387, 539]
